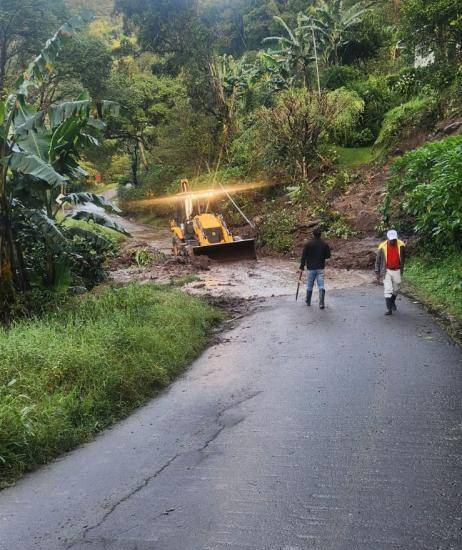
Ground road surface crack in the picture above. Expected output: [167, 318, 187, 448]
[67, 390, 263, 547]
[217, 390, 263, 417]
[67, 453, 179, 548]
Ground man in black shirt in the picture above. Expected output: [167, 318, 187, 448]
[298, 229, 331, 309]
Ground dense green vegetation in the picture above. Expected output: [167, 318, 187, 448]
[384, 136, 462, 249]
[385, 136, 462, 325]
[104, 0, 461, 224]
[0, 283, 221, 485]
[405, 253, 462, 332]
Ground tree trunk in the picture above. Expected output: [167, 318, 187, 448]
[0, 195, 15, 321]
[138, 138, 149, 171]
[131, 143, 139, 186]
[0, 38, 7, 94]
[44, 190, 56, 287]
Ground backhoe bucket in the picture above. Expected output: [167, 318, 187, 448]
[192, 239, 257, 262]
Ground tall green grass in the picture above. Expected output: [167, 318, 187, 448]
[0, 284, 222, 486]
[405, 251, 462, 329]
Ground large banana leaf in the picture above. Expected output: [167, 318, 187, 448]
[48, 99, 119, 128]
[50, 117, 86, 160]
[22, 210, 66, 244]
[6, 151, 67, 187]
[15, 12, 94, 98]
[61, 192, 121, 213]
[16, 129, 52, 159]
[48, 100, 92, 128]
[65, 226, 113, 251]
[67, 210, 130, 236]
[13, 100, 45, 134]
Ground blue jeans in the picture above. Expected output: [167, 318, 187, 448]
[306, 269, 325, 291]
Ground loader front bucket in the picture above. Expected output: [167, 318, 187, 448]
[192, 239, 257, 262]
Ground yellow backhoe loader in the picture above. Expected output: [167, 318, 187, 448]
[170, 180, 256, 261]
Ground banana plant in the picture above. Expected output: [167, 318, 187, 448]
[308, 0, 372, 65]
[0, 14, 123, 318]
[263, 14, 314, 88]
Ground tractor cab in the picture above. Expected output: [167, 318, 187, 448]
[170, 179, 256, 261]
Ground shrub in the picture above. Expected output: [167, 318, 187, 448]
[327, 88, 364, 146]
[258, 88, 363, 181]
[348, 128, 375, 147]
[439, 65, 462, 117]
[228, 121, 262, 177]
[347, 76, 399, 143]
[388, 64, 459, 99]
[14, 216, 120, 299]
[321, 65, 363, 91]
[383, 136, 462, 249]
[258, 207, 298, 253]
[118, 164, 180, 203]
[374, 95, 438, 151]
[387, 67, 426, 99]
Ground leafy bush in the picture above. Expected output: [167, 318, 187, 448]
[327, 88, 365, 146]
[374, 95, 438, 151]
[388, 64, 459, 99]
[0, 284, 222, 485]
[322, 65, 363, 91]
[14, 214, 120, 298]
[387, 67, 421, 99]
[118, 164, 180, 204]
[325, 216, 357, 239]
[347, 76, 399, 143]
[258, 207, 298, 253]
[383, 136, 462, 249]
[228, 121, 262, 176]
[348, 128, 375, 147]
[258, 88, 364, 181]
[439, 65, 462, 117]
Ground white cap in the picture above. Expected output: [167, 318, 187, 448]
[387, 229, 398, 241]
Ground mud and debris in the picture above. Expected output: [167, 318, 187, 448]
[110, 239, 372, 302]
[103, 187, 374, 307]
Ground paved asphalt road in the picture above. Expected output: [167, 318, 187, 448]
[1, 286, 461, 550]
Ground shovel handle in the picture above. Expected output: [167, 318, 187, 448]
[295, 271, 303, 301]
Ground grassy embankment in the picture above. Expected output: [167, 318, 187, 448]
[332, 146, 377, 167]
[0, 284, 222, 487]
[405, 252, 462, 341]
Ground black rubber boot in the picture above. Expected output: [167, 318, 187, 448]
[305, 290, 313, 306]
[319, 289, 325, 310]
[385, 297, 393, 315]
[391, 294, 397, 311]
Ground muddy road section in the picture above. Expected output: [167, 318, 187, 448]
[108, 217, 373, 300]
[75, 187, 375, 300]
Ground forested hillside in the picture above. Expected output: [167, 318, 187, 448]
[0, 0, 459, 318]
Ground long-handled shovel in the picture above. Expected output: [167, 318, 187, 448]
[295, 272, 303, 301]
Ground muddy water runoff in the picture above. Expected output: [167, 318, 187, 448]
[82, 192, 373, 300]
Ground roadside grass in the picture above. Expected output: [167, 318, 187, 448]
[0, 284, 222, 487]
[332, 146, 376, 167]
[126, 211, 170, 228]
[86, 182, 118, 194]
[405, 251, 462, 336]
